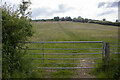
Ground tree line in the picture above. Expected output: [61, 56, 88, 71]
[32, 16, 120, 26]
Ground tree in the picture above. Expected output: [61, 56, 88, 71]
[80, 18, 85, 23]
[84, 18, 88, 23]
[78, 16, 82, 19]
[73, 17, 77, 22]
[60, 17, 65, 21]
[2, 1, 38, 78]
[54, 17, 59, 21]
[103, 18, 106, 21]
[65, 16, 72, 21]
[116, 20, 118, 22]
[19, 0, 32, 17]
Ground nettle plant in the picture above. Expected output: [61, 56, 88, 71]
[2, 1, 36, 78]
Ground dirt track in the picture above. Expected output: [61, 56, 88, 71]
[73, 59, 95, 78]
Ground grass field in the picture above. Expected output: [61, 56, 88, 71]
[30, 21, 118, 42]
[26, 21, 118, 78]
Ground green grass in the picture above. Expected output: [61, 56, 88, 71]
[30, 21, 118, 42]
[26, 21, 118, 78]
[90, 54, 120, 78]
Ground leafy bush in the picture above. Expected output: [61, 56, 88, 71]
[2, 3, 39, 78]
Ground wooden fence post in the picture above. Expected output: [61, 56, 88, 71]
[105, 42, 110, 63]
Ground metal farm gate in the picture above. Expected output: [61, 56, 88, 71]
[25, 41, 104, 69]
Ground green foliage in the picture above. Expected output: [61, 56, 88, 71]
[1, 3, 39, 78]
[90, 54, 120, 79]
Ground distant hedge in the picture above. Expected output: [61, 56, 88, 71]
[32, 18, 120, 26]
[88, 20, 120, 26]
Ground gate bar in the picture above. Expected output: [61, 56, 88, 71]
[29, 53, 102, 55]
[32, 57, 101, 60]
[36, 62, 98, 65]
[23, 41, 103, 43]
[27, 48, 102, 50]
[38, 67, 95, 69]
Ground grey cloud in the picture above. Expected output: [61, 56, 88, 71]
[98, 2, 105, 8]
[98, 10, 115, 16]
[31, 7, 50, 17]
[119, 1, 120, 11]
[52, 4, 72, 13]
[119, 1, 120, 7]
[98, 1, 118, 8]
[31, 4, 72, 18]
[107, 2, 118, 8]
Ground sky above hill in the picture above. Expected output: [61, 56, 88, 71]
[1, 0, 119, 22]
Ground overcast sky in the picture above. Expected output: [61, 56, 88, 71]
[1, 0, 119, 22]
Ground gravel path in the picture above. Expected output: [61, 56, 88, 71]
[73, 59, 95, 78]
